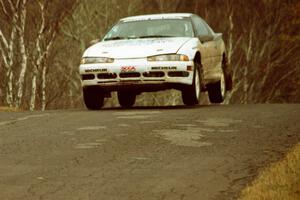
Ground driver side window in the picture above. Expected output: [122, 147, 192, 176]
[193, 16, 209, 36]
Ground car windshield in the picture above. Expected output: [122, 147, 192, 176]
[103, 19, 194, 41]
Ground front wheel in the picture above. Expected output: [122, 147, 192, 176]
[83, 87, 104, 110]
[181, 63, 202, 106]
[118, 92, 136, 108]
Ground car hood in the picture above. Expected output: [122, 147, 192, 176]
[83, 37, 192, 59]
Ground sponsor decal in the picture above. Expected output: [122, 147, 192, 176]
[102, 38, 175, 48]
[85, 68, 108, 73]
[121, 66, 136, 72]
[151, 66, 177, 70]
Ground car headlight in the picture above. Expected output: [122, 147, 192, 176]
[147, 54, 189, 62]
[81, 57, 114, 64]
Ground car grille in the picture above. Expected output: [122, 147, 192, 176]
[97, 73, 117, 79]
[81, 74, 95, 80]
[119, 72, 141, 78]
[82, 70, 189, 81]
[143, 71, 165, 78]
[168, 71, 189, 77]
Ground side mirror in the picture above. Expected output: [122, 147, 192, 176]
[215, 33, 223, 40]
[198, 35, 214, 43]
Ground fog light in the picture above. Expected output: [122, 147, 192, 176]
[187, 66, 193, 71]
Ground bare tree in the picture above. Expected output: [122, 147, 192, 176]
[0, 0, 79, 110]
[155, 0, 181, 13]
[0, 0, 21, 107]
[30, 0, 59, 111]
[15, 0, 28, 108]
[1, 0, 299, 109]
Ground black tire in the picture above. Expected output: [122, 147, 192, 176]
[207, 69, 226, 103]
[118, 92, 136, 108]
[225, 72, 233, 91]
[182, 63, 202, 106]
[222, 55, 233, 91]
[83, 87, 104, 110]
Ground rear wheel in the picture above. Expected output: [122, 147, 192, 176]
[182, 63, 202, 106]
[83, 87, 104, 110]
[118, 92, 136, 108]
[207, 68, 226, 103]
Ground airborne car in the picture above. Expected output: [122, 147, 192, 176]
[79, 13, 232, 109]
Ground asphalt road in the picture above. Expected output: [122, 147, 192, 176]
[0, 104, 299, 200]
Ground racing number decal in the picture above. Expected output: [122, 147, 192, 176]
[121, 66, 136, 72]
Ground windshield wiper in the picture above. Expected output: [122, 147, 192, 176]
[104, 36, 127, 41]
[104, 35, 174, 41]
[104, 36, 139, 41]
[138, 35, 175, 39]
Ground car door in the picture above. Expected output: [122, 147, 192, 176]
[192, 16, 223, 79]
[192, 16, 214, 71]
[200, 19, 224, 70]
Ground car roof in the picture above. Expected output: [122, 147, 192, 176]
[120, 13, 194, 22]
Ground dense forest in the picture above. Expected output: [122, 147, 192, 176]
[0, 0, 299, 110]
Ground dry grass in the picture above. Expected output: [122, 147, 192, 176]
[239, 144, 300, 200]
[0, 106, 22, 112]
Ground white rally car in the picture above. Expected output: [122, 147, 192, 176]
[79, 13, 232, 109]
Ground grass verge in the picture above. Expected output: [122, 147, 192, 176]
[0, 106, 22, 112]
[239, 143, 300, 200]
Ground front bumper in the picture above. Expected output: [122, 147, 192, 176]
[79, 58, 194, 92]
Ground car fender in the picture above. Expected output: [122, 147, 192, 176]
[177, 38, 203, 63]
